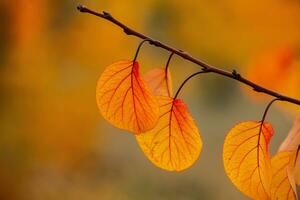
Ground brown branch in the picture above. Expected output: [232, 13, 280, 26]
[77, 4, 300, 106]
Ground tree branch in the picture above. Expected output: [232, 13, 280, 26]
[77, 4, 300, 106]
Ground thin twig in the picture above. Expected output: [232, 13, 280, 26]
[77, 5, 300, 106]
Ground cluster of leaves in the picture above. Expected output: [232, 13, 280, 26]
[96, 45, 300, 199]
[96, 58, 202, 171]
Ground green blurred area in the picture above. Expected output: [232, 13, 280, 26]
[1, 0, 300, 199]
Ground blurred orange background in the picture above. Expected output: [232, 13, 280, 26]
[1, 0, 300, 199]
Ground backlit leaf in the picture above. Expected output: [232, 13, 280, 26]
[279, 116, 300, 185]
[223, 121, 274, 199]
[96, 60, 159, 134]
[143, 68, 173, 97]
[136, 96, 202, 171]
[271, 151, 297, 200]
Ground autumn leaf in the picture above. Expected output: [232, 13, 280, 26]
[143, 68, 173, 97]
[271, 151, 298, 200]
[96, 60, 159, 134]
[279, 116, 300, 185]
[223, 121, 274, 199]
[136, 96, 202, 171]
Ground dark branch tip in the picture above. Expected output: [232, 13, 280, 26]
[253, 88, 261, 92]
[232, 69, 241, 79]
[202, 67, 210, 72]
[103, 11, 112, 18]
[77, 4, 86, 12]
[178, 49, 189, 57]
[149, 40, 159, 46]
[123, 29, 132, 35]
[178, 49, 187, 54]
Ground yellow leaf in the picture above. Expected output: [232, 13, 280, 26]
[143, 68, 173, 97]
[136, 96, 202, 171]
[223, 121, 273, 199]
[271, 151, 298, 200]
[279, 115, 300, 185]
[96, 60, 159, 134]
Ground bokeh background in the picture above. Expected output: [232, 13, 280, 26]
[1, 0, 300, 199]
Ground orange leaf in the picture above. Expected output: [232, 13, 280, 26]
[96, 60, 159, 134]
[143, 68, 173, 97]
[223, 121, 274, 199]
[279, 116, 300, 185]
[271, 151, 298, 200]
[136, 96, 202, 171]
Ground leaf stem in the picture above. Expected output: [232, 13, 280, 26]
[174, 70, 210, 100]
[260, 98, 282, 123]
[165, 52, 174, 97]
[77, 5, 300, 106]
[165, 52, 174, 73]
[257, 98, 281, 147]
[133, 39, 151, 62]
[295, 145, 300, 166]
